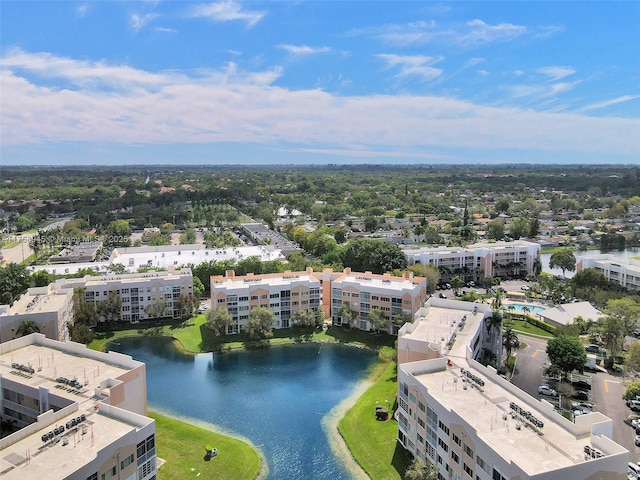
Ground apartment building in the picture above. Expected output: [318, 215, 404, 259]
[210, 267, 427, 334]
[0, 334, 156, 480]
[327, 268, 427, 334]
[396, 298, 628, 480]
[210, 268, 322, 332]
[0, 284, 74, 343]
[403, 240, 541, 282]
[577, 256, 640, 292]
[55, 267, 194, 322]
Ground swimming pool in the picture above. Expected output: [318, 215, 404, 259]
[507, 303, 546, 314]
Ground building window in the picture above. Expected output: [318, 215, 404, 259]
[86, 474, 98, 480]
[453, 433, 462, 447]
[101, 466, 117, 480]
[464, 463, 473, 478]
[451, 451, 459, 464]
[464, 444, 474, 459]
[120, 454, 134, 470]
[438, 420, 450, 436]
[437, 437, 448, 452]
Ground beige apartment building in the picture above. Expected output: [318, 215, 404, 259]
[0, 334, 156, 480]
[0, 284, 74, 343]
[396, 298, 628, 480]
[210, 267, 427, 334]
[211, 268, 322, 332]
[403, 240, 541, 282]
[577, 256, 640, 292]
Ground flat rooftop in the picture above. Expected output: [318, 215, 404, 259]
[0, 405, 151, 479]
[336, 273, 423, 292]
[213, 271, 320, 290]
[112, 244, 284, 270]
[413, 366, 590, 475]
[4, 289, 70, 316]
[0, 343, 137, 402]
[0, 339, 149, 479]
[401, 300, 614, 476]
[407, 305, 484, 357]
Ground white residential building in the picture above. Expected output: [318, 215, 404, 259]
[0, 284, 74, 343]
[0, 334, 156, 480]
[396, 298, 628, 480]
[55, 267, 194, 322]
[577, 256, 640, 292]
[403, 240, 541, 282]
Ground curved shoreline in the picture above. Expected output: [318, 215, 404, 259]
[104, 334, 389, 480]
[321, 375, 374, 480]
[149, 406, 270, 480]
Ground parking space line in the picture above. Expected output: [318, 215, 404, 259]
[604, 380, 609, 393]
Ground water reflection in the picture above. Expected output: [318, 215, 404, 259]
[108, 338, 377, 479]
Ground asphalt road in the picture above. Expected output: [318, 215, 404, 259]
[512, 332, 639, 463]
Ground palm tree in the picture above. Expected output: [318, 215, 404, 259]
[16, 319, 40, 337]
[503, 325, 520, 359]
[491, 290, 504, 310]
[450, 275, 464, 296]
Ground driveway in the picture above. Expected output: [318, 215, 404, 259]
[511, 333, 638, 462]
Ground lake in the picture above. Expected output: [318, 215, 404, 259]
[108, 337, 378, 479]
[541, 248, 639, 278]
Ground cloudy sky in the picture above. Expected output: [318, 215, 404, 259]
[1, 1, 639, 165]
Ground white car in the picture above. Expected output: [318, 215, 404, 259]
[538, 385, 558, 397]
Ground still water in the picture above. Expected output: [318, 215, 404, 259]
[540, 248, 639, 278]
[109, 338, 378, 479]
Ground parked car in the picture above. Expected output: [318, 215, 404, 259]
[538, 385, 558, 397]
[439, 293, 447, 299]
[628, 400, 640, 411]
[571, 391, 589, 401]
[636, 436, 640, 447]
[585, 344, 600, 354]
[571, 379, 591, 390]
[571, 402, 593, 412]
[520, 285, 530, 291]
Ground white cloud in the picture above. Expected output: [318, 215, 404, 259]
[364, 18, 528, 47]
[76, 4, 88, 18]
[1, 49, 638, 159]
[278, 44, 331, 57]
[154, 26, 178, 34]
[377, 54, 444, 81]
[538, 66, 576, 81]
[466, 57, 485, 67]
[462, 19, 527, 45]
[131, 13, 159, 32]
[190, 1, 265, 28]
[579, 94, 640, 112]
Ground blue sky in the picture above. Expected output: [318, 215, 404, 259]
[1, 1, 639, 166]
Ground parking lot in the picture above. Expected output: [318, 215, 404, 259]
[511, 332, 639, 463]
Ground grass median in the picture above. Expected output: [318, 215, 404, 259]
[149, 411, 263, 480]
[337, 360, 410, 480]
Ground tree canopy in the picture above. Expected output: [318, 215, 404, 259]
[546, 335, 586, 378]
[549, 250, 576, 276]
[341, 239, 407, 274]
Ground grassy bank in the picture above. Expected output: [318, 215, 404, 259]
[89, 316, 397, 354]
[337, 361, 410, 480]
[150, 411, 263, 480]
[507, 319, 554, 338]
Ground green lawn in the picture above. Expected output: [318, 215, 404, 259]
[89, 318, 397, 354]
[507, 319, 554, 338]
[150, 411, 262, 480]
[337, 361, 410, 480]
